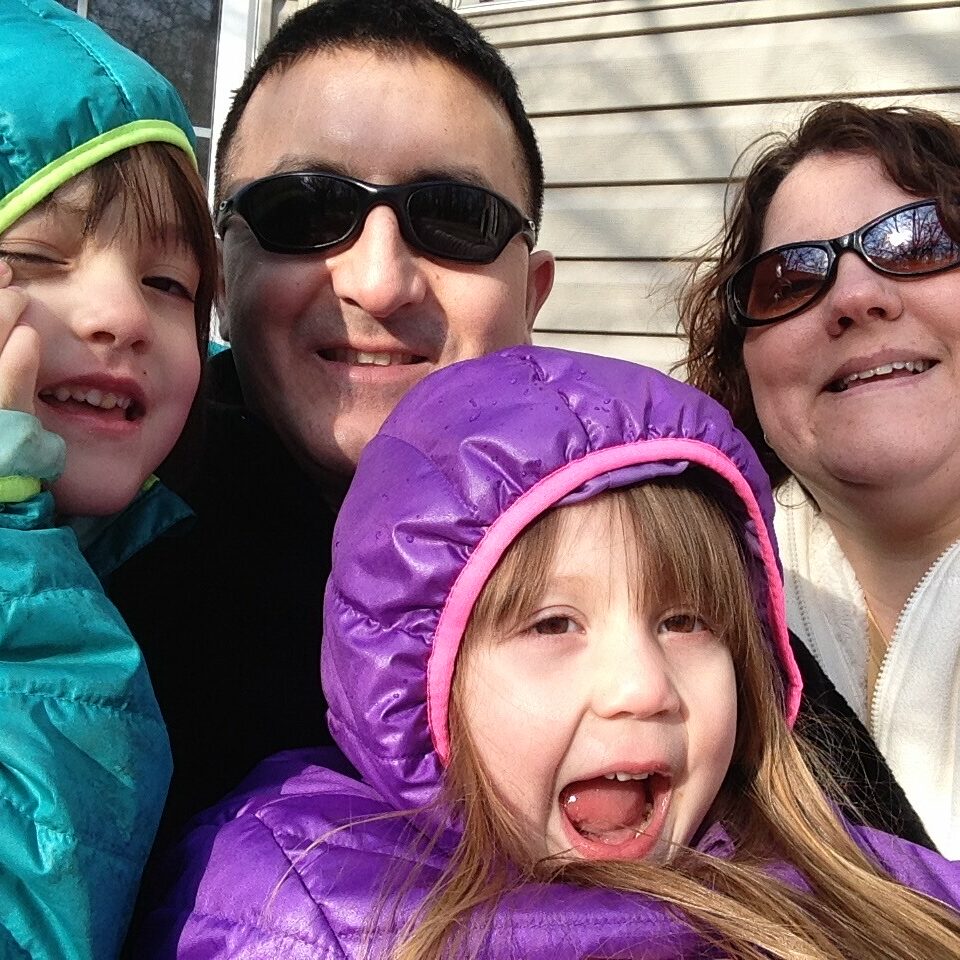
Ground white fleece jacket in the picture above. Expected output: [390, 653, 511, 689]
[774, 477, 960, 857]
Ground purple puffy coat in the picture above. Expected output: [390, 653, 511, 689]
[142, 348, 960, 958]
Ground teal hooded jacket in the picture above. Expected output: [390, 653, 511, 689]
[0, 1, 198, 956]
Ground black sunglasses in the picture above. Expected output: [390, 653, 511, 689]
[216, 171, 537, 265]
[727, 199, 960, 327]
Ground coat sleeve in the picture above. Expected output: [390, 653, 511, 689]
[0, 410, 172, 960]
[851, 824, 960, 909]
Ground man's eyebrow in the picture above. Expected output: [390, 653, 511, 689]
[246, 156, 498, 192]
[267, 155, 351, 178]
[406, 167, 495, 191]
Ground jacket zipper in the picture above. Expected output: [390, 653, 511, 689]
[869, 539, 960, 734]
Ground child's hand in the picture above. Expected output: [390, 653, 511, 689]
[0, 260, 39, 415]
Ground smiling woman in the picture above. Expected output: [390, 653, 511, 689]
[682, 100, 960, 858]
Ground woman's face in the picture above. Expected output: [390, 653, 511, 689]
[742, 152, 960, 498]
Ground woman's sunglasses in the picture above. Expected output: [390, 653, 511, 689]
[727, 199, 960, 327]
[216, 171, 537, 265]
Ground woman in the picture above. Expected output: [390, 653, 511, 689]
[682, 101, 960, 857]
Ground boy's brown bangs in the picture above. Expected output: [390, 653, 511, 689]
[81, 142, 217, 349]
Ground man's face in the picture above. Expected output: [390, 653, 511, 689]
[219, 47, 554, 479]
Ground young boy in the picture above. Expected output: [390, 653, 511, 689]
[0, 1, 216, 956]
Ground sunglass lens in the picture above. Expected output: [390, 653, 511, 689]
[246, 176, 361, 250]
[737, 246, 831, 322]
[407, 183, 509, 262]
[863, 203, 960, 274]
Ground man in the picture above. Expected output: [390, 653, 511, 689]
[110, 0, 554, 840]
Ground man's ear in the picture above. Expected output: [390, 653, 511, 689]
[213, 237, 229, 342]
[524, 249, 555, 334]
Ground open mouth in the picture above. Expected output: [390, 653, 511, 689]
[559, 771, 671, 860]
[828, 358, 936, 393]
[318, 348, 428, 367]
[38, 384, 144, 421]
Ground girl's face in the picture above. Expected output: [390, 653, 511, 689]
[459, 499, 737, 863]
[1, 176, 201, 515]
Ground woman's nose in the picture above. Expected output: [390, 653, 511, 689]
[822, 251, 904, 336]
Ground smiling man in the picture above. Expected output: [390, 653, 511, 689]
[110, 0, 554, 839]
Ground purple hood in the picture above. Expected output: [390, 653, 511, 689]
[322, 346, 800, 815]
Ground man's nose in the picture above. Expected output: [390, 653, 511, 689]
[328, 205, 428, 320]
[590, 629, 682, 721]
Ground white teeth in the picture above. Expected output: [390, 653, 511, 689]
[838, 359, 930, 390]
[41, 384, 134, 411]
[604, 772, 651, 781]
[327, 349, 418, 367]
[355, 351, 392, 366]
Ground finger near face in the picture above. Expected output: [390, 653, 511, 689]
[0, 323, 40, 413]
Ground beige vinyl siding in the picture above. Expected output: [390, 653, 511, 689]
[459, 0, 960, 374]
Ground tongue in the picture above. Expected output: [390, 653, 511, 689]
[560, 777, 650, 842]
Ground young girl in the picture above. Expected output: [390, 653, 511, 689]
[142, 347, 960, 959]
[0, 1, 215, 956]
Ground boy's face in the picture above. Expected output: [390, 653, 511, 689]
[0, 178, 201, 515]
[459, 500, 737, 863]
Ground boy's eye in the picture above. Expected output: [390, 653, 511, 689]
[659, 612, 709, 634]
[532, 615, 577, 636]
[143, 275, 195, 302]
[0, 249, 64, 266]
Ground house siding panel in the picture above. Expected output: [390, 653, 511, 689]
[459, 0, 960, 372]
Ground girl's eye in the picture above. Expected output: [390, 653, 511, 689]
[659, 612, 709, 634]
[143, 275, 195, 302]
[532, 615, 578, 636]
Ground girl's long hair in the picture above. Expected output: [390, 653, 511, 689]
[387, 478, 960, 960]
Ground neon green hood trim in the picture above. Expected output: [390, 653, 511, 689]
[0, 0, 197, 230]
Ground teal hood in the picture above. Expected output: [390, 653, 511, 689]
[0, 0, 196, 233]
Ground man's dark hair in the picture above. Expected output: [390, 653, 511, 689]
[214, 0, 544, 228]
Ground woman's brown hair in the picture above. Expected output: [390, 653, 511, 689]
[681, 101, 960, 487]
[386, 479, 960, 959]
